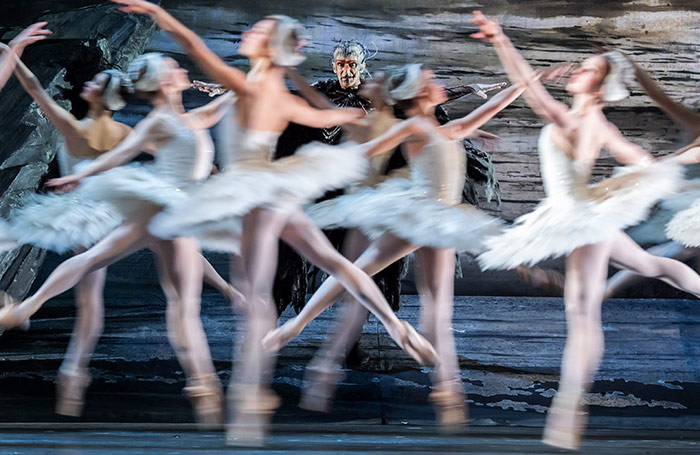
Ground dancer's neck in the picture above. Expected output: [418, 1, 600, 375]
[571, 93, 602, 114]
[153, 91, 185, 114]
[86, 103, 111, 121]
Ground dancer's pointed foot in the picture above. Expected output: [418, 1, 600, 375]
[299, 364, 344, 413]
[429, 388, 467, 433]
[226, 384, 280, 447]
[183, 375, 224, 430]
[516, 266, 565, 295]
[542, 387, 587, 451]
[55, 368, 91, 417]
[224, 283, 246, 311]
[392, 321, 438, 367]
[261, 320, 301, 353]
[0, 291, 30, 333]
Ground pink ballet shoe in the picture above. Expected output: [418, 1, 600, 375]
[542, 387, 588, 451]
[0, 291, 30, 334]
[226, 384, 281, 447]
[261, 321, 301, 353]
[429, 387, 467, 433]
[397, 321, 439, 367]
[183, 375, 224, 430]
[55, 368, 91, 417]
[299, 364, 345, 413]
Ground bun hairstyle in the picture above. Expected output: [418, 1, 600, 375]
[600, 50, 635, 102]
[99, 69, 129, 111]
[127, 52, 167, 98]
[264, 15, 308, 67]
[382, 63, 426, 111]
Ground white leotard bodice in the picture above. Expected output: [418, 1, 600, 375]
[538, 124, 591, 201]
[220, 120, 281, 168]
[57, 145, 92, 176]
[155, 113, 214, 183]
[409, 133, 465, 205]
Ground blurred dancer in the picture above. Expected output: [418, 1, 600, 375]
[0, 52, 235, 427]
[112, 0, 438, 445]
[472, 11, 700, 450]
[263, 65, 524, 429]
[0, 22, 51, 90]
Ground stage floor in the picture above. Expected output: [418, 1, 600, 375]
[1, 423, 699, 454]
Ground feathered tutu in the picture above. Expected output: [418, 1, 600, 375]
[149, 141, 369, 242]
[479, 158, 683, 270]
[307, 175, 503, 254]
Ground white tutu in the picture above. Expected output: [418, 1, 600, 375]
[149, 140, 368, 241]
[80, 163, 191, 220]
[665, 185, 700, 246]
[0, 190, 121, 254]
[307, 176, 503, 254]
[479, 158, 683, 270]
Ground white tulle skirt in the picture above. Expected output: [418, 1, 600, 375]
[307, 176, 503, 254]
[665, 180, 700, 247]
[0, 190, 121, 254]
[148, 141, 368, 245]
[80, 163, 192, 221]
[479, 159, 683, 270]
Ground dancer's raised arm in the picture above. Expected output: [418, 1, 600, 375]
[0, 22, 51, 90]
[470, 11, 569, 127]
[440, 83, 524, 140]
[185, 91, 237, 129]
[602, 121, 653, 165]
[47, 115, 169, 187]
[112, 0, 248, 94]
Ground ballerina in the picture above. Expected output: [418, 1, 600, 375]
[261, 65, 524, 429]
[471, 11, 700, 450]
[0, 52, 237, 427]
[111, 0, 439, 444]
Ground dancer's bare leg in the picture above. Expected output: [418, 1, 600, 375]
[607, 237, 700, 298]
[415, 247, 465, 429]
[201, 254, 243, 306]
[227, 208, 287, 445]
[300, 229, 373, 412]
[543, 241, 612, 450]
[0, 221, 154, 327]
[55, 265, 107, 416]
[276, 210, 435, 365]
[158, 237, 223, 428]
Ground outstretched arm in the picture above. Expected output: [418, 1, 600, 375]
[631, 61, 700, 138]
[112, 0, 248, 94]
[439, 83, 525, 140]
[470, 11, 570, 128]
[47, 114, 168, 187]
[0, 22, 51, 90]
[286, 95, 365, 129]
[185, 91, 236, 129]
[286, 67, 336, 110]
[363, 117, 429, 157]
[603, 121, 653, 165]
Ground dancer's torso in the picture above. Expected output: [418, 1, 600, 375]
[538, 124, 594, 201]
[409, 132, 465, 205]
[225, 121, 281, 165]
[153, 111, 214, 183]
[58, 117, 130, 176]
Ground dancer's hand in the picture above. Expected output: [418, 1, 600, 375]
[9, 22, 52, 52]
[47, 175, 81, 192]
[111, 0, 160, 15]
[539, 63, 574, 84]
[469, 11, 506, 44]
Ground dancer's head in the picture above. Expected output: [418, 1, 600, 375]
[331, 39, 368, 90]
[380, 64, 447, 114]
[79, 70, 129, 112]
[127, 53, 190, 101]
[565, 51, 633, 102]
[239, 15, 307, 67]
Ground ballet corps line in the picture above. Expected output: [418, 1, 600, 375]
[0, 2, 697, 450]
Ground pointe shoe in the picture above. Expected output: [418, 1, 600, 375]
[226, 384, 281, 447]
[397, 321, 439, 367]
[183, 375, 224, 430]
[299, 364, 345, 413]
[55, 368, 91, 417]
[429, 388, 467, 433]
[261, 322, 299, 353]
[0, 291, 30, 334]
[542, 387, 587, 451]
